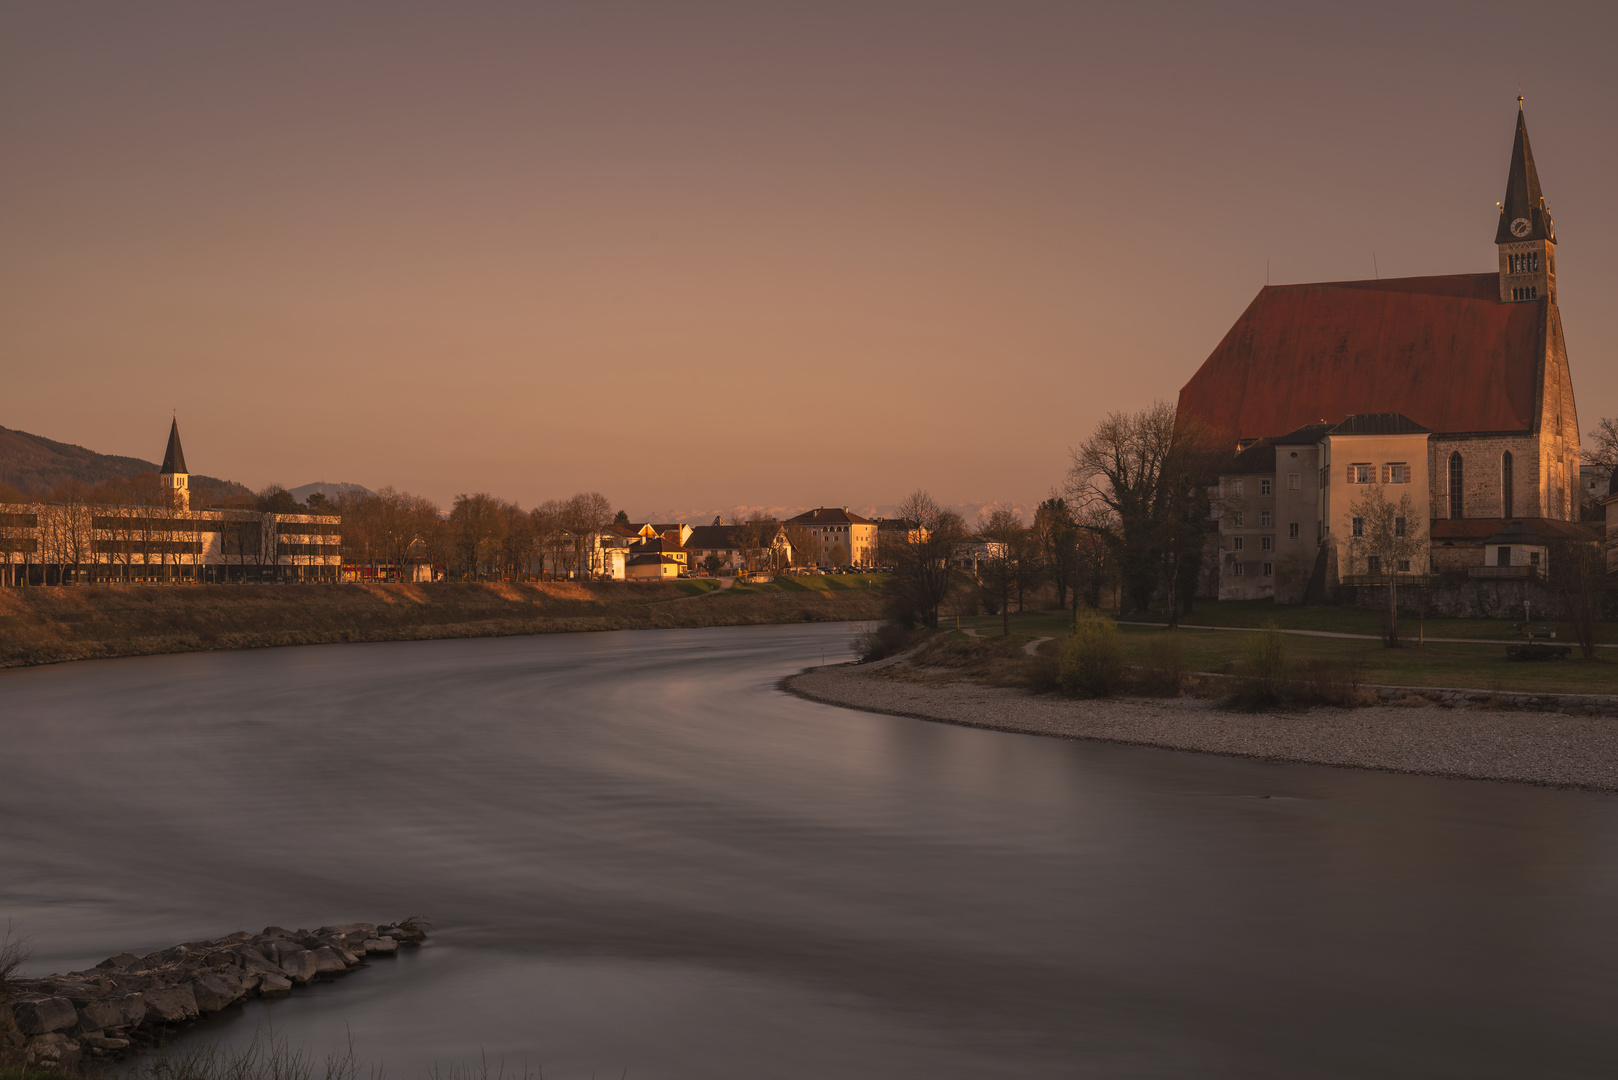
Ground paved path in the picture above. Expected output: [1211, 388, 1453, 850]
[1118, 621, 1613, 648]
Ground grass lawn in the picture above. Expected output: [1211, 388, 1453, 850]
[951, 608, 1618, 695]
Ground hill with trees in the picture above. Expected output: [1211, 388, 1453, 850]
[0, 425, 252, 500]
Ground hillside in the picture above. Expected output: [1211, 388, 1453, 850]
[0, 425, 251, 499]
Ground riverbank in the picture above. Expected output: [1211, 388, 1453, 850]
[1, 920, 426, 1071]
[0, 579, 885, 668]
[783, 662, 1618, 792]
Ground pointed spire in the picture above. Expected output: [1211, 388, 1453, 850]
[1495, 99, 1554, 244]
[160, 417, 188, 475]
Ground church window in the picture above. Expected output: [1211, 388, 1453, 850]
[1289, 523, 1299, 539]
[1351, 516, 1364, 538]
[1448, 452, 1464, 518]
[1501, 451, 1514, 516]
[1260, 511, 1271, 527]
[1260, 479, 1271, 496]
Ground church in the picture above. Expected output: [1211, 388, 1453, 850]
[1176, 101, 1591, 603]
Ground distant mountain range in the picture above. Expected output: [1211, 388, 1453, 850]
[288, 481, 374, 504]
[0, 425, 253, 499]
[641, 501, 1038, 527]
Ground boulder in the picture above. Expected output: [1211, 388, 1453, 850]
[363, 937, 398, 956]
[13, 996, 78, 1035]
[309, 947, 348, 975]
[96, 952, 142, 971]
[257, 972, 293, 996]
[142, 984, 200, 1023]
[26, 1032, 83, 1070]
[318, 923, 377, 938]
[278, 949, 319, 984]
[84, 1034, 132, 1053]
[77, 993, 146, 1032]
[192, 971, 245, 1013]
[234, 947, 285, 977]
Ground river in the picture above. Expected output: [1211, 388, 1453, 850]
[2, 624, 1615, 1078]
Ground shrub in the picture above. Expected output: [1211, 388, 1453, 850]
[1140, 633, 1187, 696]
[1058, 616, 1127, 697]
[852, 621, 912, 662]
[1228, 622, 1292, 709]
[1303, 656, 1364, 707]
[1024, 649, 1060, 693]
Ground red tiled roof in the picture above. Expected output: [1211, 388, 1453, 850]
[784, 507, 874, 526]
[1178, 274, 1543, 440]
[1430, 517, 1597, 543]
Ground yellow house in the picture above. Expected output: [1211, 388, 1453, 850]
[1319, 413, 1432, 584]
[626, 553, 681, 581]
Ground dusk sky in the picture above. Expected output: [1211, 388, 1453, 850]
[3, 1, 1615, 517]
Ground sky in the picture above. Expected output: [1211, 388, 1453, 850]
[3, 1, 1616, 518]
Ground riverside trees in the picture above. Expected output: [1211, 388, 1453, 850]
[880, 490, 968, 628]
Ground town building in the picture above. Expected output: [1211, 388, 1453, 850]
[0, 419, 342, 585]
[1183, 102, 1595, 600]
[783, 507, 877, 567]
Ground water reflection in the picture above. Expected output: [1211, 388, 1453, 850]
[2, 624, 1615, 1078]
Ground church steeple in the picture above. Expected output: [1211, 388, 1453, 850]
[159, 416, 190, 510]
[1496, 98, 1556, 303]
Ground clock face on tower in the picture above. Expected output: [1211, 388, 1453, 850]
[1510, 217, 1532, 238]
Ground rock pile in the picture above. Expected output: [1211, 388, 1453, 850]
[1, 918, 427, 1072]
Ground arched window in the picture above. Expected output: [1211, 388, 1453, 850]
[1501, 451, 1514, 517]
[1448, 452, 1464, 519]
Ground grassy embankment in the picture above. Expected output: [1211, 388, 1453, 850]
[0, 574, 888, 668]
[946, 601, 1618, 696]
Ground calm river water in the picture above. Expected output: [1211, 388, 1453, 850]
[2, 624, 1616, 1078]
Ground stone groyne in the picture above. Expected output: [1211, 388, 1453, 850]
[1, 919, 427, 1071]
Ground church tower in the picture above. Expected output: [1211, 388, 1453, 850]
[1496, 98, 1556, 303]
[160, 417, 190, 511]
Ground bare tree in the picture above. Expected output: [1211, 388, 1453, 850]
[977, 509, 1026, 635]
[563, 492, 614, 579]
[1032, 497, 1079, 611]
[1549, 535, 1607, 660]
[1065, 402, 1222, 624]
[450, 494, 508, 579]
[880, 490, 969, 628]
[1345, 485, 1428, 647]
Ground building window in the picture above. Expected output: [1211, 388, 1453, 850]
[1260, 479, 1271, 496]
[1288, 523, 1299, 539]
[1351, 516, 1364, 538]
[1448, 452, 1464, 518]
[1260, 536, 1272, 552]
[1233, 480, 1244, 496]
[1501, 451, 1514, 516]
[1288, 473, 1300, 490]
[1385, 462, 1408, 483]
[1348, 463, 1374, 484]
[1233, 537, 1244, 551]
[1262, 562, 1273, 577]
[1394, 516, 1406, 538]
[1367, 555, 1381, 573]
[1397, 558, 1411, 572]
[1529, 551, 1541, 567]
[1233, 563, 1245, 577]
[1260, 511, 1272, 526]
[1233, 513, 1244, 527]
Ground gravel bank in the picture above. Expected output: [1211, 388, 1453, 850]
[783, 664, 1618, 792]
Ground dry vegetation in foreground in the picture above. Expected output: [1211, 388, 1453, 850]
[0, 579, 886, 668]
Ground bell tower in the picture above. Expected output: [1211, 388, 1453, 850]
[1496, 98, 1556, 304]
[159, 416, 190, 511]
